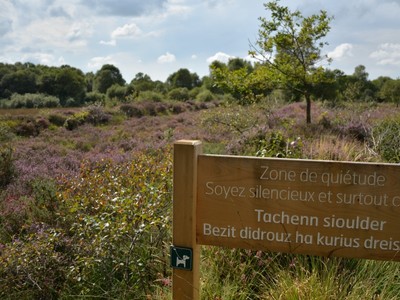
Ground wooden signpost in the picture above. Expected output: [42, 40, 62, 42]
[172, 140, 400, 299]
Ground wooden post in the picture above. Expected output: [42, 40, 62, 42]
[172, 140, 202, 300]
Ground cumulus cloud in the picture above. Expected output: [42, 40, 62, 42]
[88, 55, 115, 69]
[157, 52, 176, 63]
[328, 43, 353, 60]
[205, 0, 234, 8]
[22, 54, 66, 67]
[100, 39, 116, 46]
[111, 23, 143, 39]
[206, 52, 235, 64]
[164, 0, 192, 16]
[370, 43, 400, 66]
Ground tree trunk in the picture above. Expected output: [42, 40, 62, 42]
[305, 93, 311, 124]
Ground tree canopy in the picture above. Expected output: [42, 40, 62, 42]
[94, 64, 125, 94]
[166, 68, 201, 90]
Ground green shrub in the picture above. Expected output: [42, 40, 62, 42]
[48, 113, 68, 126]
[58, 150, 173, 297]
[0, 123, 16, 142]
[85, 91, 106, 105]
[201, 104, 260, 136]
[196, 90, 214, 102]
[168, 87, 190, 101]
[63, 111, 89, 130]
[255, 132, 303, 158]
[8, 93, 60, 108]
[64, 97, 79, 107]
[189, 86, 202, 99]
[137, 91, 164, 102]
[0, 227, 74, 300]
[28, 178, 59, 225]
[106, 84, 127, 101]
[0, 144, 15, 188]
[372, 116, 400, 163]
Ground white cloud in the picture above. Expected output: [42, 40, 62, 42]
[21, 53, 55, 65]
[111, 23, 142, 39]
[328, 43, 353, 60]
[88, 55, 115, 70]
[157, 52, 176, 63]
[8, 18, 90, 52]
[370, 43, 400, 66]
[100, 39, 116, 46]
[206, 52, 235, 64]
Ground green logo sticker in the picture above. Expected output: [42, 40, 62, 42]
[170, 246, 193, 271]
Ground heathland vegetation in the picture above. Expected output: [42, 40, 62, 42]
[1, 1, 400, 299]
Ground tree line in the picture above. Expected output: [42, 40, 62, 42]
[0, 62, 209, 108]
[1, 60, 398, 108]
[1, 1, 399, 114]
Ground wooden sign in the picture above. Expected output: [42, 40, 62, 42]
[197, 155, 400, 261]
[172, 140, 400, 299]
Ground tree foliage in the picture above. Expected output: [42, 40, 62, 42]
[166, 68, 200, 90]
[94, 64, 125, 94]
[378, 79, 400, 106]
[249, 0, 333, 123]
[210, 60, 272, 105]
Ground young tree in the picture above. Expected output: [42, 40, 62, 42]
[249, 0, 333, 123]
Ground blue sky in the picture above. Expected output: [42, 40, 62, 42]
[1, 0, 400, 82]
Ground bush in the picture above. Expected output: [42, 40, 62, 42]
[85, 91, 106, 105]
[7, 93, 60, 108]
[48, 113, 68, 126]
[57, 150, 173, 297]
[196, 90, 214, 102]
[85, 105, 111, 125]
[64, 97, 79, 107]
[106, 84, 127, 101]
[189, 86, 202, 99]
[168, 87, 190, 101]
[14, 117, 48, 137]
[339, 120, 370, 142]
[171, 102, 186, 114]
[0, 123, 16, 142]
[63, 111, 89, 130]
[255, 131, 303, 158]
[0, 227, 74, 300]
[201, 104, 261, 136]
[28, 178, 59, 225]
[0, 144, 15, 188]
[372, 116, 400, 163]
[137, 91, 164, 102]
[120, 103, 144, 118]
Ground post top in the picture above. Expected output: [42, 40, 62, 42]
[174, 140, 202, 146]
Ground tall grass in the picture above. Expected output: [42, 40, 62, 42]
[201, 248, 399, 299]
